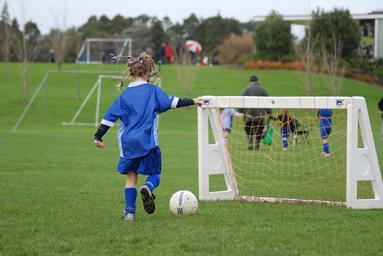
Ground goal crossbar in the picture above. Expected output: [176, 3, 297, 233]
[198, 96, 383, 209]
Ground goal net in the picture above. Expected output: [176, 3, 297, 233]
[76, 38, 132, 64]
[198, 96, 383, 209]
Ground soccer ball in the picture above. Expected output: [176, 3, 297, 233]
[169, 190, 198, 215]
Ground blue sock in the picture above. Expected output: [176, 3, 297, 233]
[144, 174, 160, 192]
[124, 187, 137, 214]
[323, 143, 330, 154]
[282, 129, 288, 149]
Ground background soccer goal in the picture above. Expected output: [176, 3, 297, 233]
[12, 70, 122, 132]
[198, 96, 383, 209]
[76, 38, 132, 64]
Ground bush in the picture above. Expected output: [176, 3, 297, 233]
[244, 60, 305, 70]
[218, 32, 255, 64]
[280, 54, 298, 63]
[374, 65, 383, 85]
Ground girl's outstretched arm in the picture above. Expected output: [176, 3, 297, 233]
[94, 123, 110, 149]
[176, 98, 203, 108]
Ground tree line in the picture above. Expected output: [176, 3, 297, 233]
[0, 2, 256, 64]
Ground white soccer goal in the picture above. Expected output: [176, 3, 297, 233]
[76, 38, 132, 64]
[198, 96, 383, 209]
[11, 70, 123, 132]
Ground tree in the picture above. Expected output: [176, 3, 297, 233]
[196, 16, 242, 55]
[111, 14, 128, 35]
[149, 19, 166, 61]
[24, 21, 41, 61]
[321, 32, 345, 96]
[78, 16, 99, 38]
[310, 8, 360, 58]
[49, 28, 68, 69]
[0, 2, 11, 62]
[254, 11, 293, 61]
[296, 22, 316, 95]
[182, 13, 200, 39]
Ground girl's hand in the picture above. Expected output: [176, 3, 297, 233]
[193, 98, 204, 107]
[94, 140, 105, 149]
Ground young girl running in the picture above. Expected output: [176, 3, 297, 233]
[94, 53, 203, 221]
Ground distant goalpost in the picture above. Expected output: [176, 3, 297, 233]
[11, 70, 123, 132]
[12, 70, 162, 131]
[198, 96, 383, 209]
[76, 38, 132, 64]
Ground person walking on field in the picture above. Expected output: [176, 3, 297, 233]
[239, 75, 271, 150]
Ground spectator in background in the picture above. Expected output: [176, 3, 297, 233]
[202, 56, 209, 66]
[159, 43, 166, 63]
[219, 108, 243, 140]
[49, 48, 55, 63]
[164, 43, 174, 64]
[379, 97, 383, 142]
[212, 56, 219, 65]
[239, 75, 271, 150]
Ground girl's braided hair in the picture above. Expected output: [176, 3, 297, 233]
[114, 52, 160, 87]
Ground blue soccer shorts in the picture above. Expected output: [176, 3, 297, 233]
[320, 126, 332, 139]
[117, 147, 162, 175]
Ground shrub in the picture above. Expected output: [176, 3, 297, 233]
[218, 32, 255, 64]
[244, 60, 305, 70]
[374, 65, 383, 85]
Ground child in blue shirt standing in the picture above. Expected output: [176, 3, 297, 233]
[94, 53, 203, 221]
[317, 109, 333, 157]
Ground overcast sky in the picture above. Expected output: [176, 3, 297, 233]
[4, 0, 383, 34]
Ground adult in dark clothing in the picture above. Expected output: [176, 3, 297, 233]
[239, 75, 271, 150]
[379, 97, 383, 142]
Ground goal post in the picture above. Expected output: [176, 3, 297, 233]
[76, 38, 132, 64]
[11, 70, 124, 132]
[198, 96, 383, 209]
[62, 75, 123, 127]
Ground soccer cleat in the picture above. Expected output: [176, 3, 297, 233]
[140, 185, 156, 214]
[321, 152, 331, 157]
[122, 213, 135, 222]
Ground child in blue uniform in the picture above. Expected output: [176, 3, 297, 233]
[317, 109, 332, 157]
[94, 53, 203, 221]
[219, 108, 243, 140]
[276, 109, 296, 150]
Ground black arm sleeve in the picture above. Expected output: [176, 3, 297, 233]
[94, 124, 110, 142]
[176, 98, 195, 108]
[379, 97, 383, 111]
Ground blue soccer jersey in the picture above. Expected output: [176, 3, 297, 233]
[318, 109, 332, 138]
[101, 81, 178, 160]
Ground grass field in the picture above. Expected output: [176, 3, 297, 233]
[1, 63, 383, 255]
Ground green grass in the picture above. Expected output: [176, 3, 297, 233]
[1, 63, 383, 255]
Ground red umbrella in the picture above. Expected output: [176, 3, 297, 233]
[185, 40, 202, 53]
